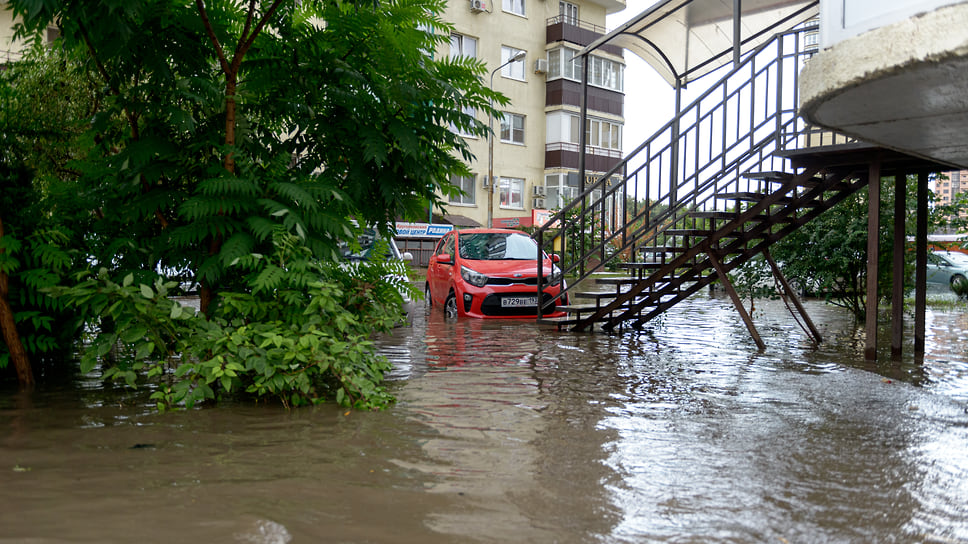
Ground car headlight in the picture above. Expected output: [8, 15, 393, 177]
[460, 265, 489, 287]
[547, 265, 562, 286]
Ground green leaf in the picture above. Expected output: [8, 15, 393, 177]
[139, 284, 154, 299]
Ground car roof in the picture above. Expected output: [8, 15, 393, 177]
[456, 228, 528, 235]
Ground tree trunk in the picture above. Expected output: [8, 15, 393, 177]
[0, 215, 34, 388]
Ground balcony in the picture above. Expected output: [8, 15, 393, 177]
[546, 16, 623, 57]
[800, 1, 968, 169]
[545, 142, 623, 172]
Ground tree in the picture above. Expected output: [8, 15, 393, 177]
[760, 175, 946, 318]
[6, 0, 502, 407]
[0, 44, 104, 387]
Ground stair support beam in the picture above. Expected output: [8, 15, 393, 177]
[763, 248, 822, 345]
[709, 252, 766, 351]
[915, 170, 929, 360]
[891, 171, 907, 360]
[865, 158, 882, 361]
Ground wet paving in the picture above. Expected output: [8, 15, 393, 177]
[2, 291, 968, 543]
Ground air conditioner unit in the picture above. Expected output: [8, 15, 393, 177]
[532, 185, 546, 196]
[534, 58, 548, 74]
[469, 0, 486, 12]
[532, 197, 546, 209]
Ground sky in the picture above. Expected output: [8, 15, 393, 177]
[606, 0, 674, 157]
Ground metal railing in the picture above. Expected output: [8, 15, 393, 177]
[535, 25, 831, 320]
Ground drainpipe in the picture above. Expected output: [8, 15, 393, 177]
[578, 52, 589, 276]
[733, 0, 742, 67]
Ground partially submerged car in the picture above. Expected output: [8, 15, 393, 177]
[926, 250, 968, 289]
[425, 228, 567, 319]
[340, 227, 415, 326]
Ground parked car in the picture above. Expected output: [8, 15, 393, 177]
[340, 227, 415, 326]
[425, 228, 567, 319]
[926, 250, 968, 288]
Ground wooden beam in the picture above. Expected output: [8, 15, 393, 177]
[891, 172, 906, 360]
[709, 251, 766, 350]
[763, 249, 822, 345]
[915, 171, 929, 360]
[865, 159, 881, 361]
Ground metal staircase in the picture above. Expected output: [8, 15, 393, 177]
[534, 25, 869, 335]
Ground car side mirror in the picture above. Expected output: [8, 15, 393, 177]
[551, 254, 561, 263]
[401, 251, 414, 263]
[437, 253, 452, 264]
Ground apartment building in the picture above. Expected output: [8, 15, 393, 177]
[439, 0, 627, 228]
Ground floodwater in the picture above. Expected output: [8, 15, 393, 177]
[2, 289, 968, 543]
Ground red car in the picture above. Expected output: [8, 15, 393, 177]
[425, 228, 567, 319]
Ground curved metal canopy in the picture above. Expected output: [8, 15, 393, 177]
[584, 0, 818, 86]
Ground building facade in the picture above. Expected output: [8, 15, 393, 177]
[438, 0, 626, 228]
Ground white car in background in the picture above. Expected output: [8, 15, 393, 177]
[340, 227, 415, 326]
[926, 250, 968, 289]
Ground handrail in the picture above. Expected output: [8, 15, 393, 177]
[535, 26, 821, 321]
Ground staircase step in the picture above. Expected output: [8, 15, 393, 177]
[715, 191, 766, 202]
[743, 171, 825, 189]
[742, 170, 792, 182]
[573, 291, 624, 300]
[537, 316, 581, 327]
[595, 276, 644, 285]
[690, 210, 737, 220]
[666, 228, 712, 237]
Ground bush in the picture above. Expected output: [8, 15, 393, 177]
[53, 230, 414, 410]
[952, 276, 968, 300]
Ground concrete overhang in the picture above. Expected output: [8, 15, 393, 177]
[799, 2, 968, 170]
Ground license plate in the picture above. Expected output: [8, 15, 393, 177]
[501, 296, 537, 308]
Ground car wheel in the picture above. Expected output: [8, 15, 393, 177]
[951, 274, 966, 287]
[444, 293, 459, 319]
[424, 283, 433, 308]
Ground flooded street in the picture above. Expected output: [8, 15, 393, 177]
[2, 292, 968, 543]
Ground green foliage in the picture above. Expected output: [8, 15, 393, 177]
[53, 229, 415, 410]
[4, 0, 492, 404]
[728, 254, 778, 309]
[0, 45, 99, 370]
[769, 176, 946, 319]
[952, 276, 968, 300]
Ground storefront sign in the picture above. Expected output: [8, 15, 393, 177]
[395, 222, 454, 238]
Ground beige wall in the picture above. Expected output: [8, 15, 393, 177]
[1, 3, 22, 63]
[440, 0, 617, 227]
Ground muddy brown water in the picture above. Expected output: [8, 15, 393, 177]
[2, 290, 968, 543]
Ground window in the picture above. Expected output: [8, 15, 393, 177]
[451, 104, 478, 137]
[547, 111, 622, 151]
[546, 46, 623, 92]
[500, 113, 525, 145]
[559, 1, 578, 24]
[503, 0, 525, 16]
[448, 174, 477, 205]
[585, 117, 622, 151]
[450, 33, 477, 59]
[499, 177, 525, 209]
[501, 46, 527, 80]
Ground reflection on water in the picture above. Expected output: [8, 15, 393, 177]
[1, 293, 968, 543]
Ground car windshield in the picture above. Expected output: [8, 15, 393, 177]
[340, 230, 393, 261]
[938, 251, 968, 266]
[459, 232, 537, 260]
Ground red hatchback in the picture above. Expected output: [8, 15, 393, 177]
[425, 228, 567, 319]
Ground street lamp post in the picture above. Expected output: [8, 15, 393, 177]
[487, 50, 526, 228]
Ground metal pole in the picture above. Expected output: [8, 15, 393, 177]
[578, 53, 590, 276]
[733, 0, 742, 67]
[865, 159, 882, 361]
[915, 171, 928, 360]
[891, 172, 906, 360]
[487, 50, 526, 229]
